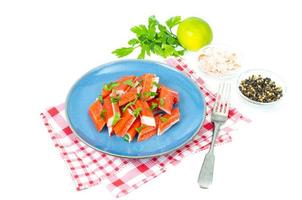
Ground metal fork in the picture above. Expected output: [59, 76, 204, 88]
[197, 82, 231, 189]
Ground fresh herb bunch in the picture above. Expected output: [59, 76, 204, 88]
[112, 16, 185, 59]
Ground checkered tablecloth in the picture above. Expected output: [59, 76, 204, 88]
[40, 58, 250, 198]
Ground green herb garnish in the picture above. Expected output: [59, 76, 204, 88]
[123, 79, 134, 87]
[123, 134, 131, 142]
[122, 101, 135, 113]
[138, 80, 143, 86]
[150, 102, 158, 110]
[152, 82, 160, 88]
[143, 91, 157, 98]
[133, 107, 142, 118]
[100, 109, 106, 119]
[135, 125, 145, 133]
[136, 93, 142, 98]
[159, 97, 165, 106]
[104, 82, 119, 91]
[160, 116, 168, 123]
[98, 95, 104, 103]
[110, 96, 120, 104]
[112, 113, 121, 126]
[112, 16, 185, 59]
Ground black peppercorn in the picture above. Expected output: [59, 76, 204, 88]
[239, 75, 283, 103]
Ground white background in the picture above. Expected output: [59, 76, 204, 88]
[1, 0, 302, 199]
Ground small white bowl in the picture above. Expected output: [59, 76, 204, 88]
[237, 69, 286, 106]
[196, 44, 242, 80]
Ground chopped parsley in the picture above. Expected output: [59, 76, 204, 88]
[159, 97, 165, 106]
[104, 82, 119, 91]
[133, 107, 142, 118]
[152, 81, 160, 88]
[100, 109, 106, 119]
[123, 134, 131, 142]
[123, 79, 134, 87]
[98, 95, 104, 103]
[110, 96, 120, 104]
[160, 116, 168, 123]
[150, 102, 158, 110]
[122, 101, 135, 113]
[112, 113, 121, 126]
[135, 125, 145, 133]
[138, 80, 143, 86]
[143, 91, 157, 98]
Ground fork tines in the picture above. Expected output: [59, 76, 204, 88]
[213, 82, 231, 115]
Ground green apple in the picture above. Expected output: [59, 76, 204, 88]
[177, 17, 213, 51]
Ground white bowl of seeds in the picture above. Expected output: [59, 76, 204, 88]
[237, 69, 286, 105]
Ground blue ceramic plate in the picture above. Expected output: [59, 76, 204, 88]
[66, 60, 206, 158]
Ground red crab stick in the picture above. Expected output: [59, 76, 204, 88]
[158, 108, 180, 135]
[158, 85, 179, 104]
[134, 99, 156, 127]
[147, 98, 159, 111]
[119, 86, 141, 106]
[88, 99, 106, 132]
[101, 75, 136, 98]
[169, 88, 179, 104]
[158, 85, 174, 114]
[137, 115, 160, 142]
[115, 75, 136, 95]
[123, 118, 141, 142]
[140, 74, 159, 100]
[113, 109, 136, 137]
[103, 96, 120, 136]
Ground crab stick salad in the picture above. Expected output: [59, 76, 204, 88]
[88, 74, 180, 142]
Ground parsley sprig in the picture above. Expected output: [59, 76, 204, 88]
[143, 91, 157, 98]
[112, 113, 121, 126]
[160, 116, 168, 123]
[104, 82, 119, 91]
[112, 16, 185, 59]
[100, 109, 106, 119]
[110, 96, 120, 104]
[135, 125, 145, 133]
[133, 107, 142, 118]
[122, 101, 135, 113]
[159, 97, 165, 106]
[150, 102, 158, 110]
[123, 79, 134, 87]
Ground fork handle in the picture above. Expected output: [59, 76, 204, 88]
[197, 123, 222, 188]
[198, 151, 215, 188]
[209, 122, 222, 153]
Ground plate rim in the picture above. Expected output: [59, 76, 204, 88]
[65, 59, 206, 158]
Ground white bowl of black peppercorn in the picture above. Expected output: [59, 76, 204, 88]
[237, 69, 286, 105]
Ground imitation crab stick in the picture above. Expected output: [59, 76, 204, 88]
[103, 96, 120, 136]
[158, 85, 179, 103]
[115, 75, 136, 95]
[158, 86, 174, 115]
[119, 86, 141, 106]
[89, 73, 181, 142]
[123, 118, 141, 142]
[147, 98, 159, 111]
[88, 99, 106, 132]
[101, 75, 136, 98]
[169, 88, 179, 104]
[140, 74, 159, 100]
[137, 115, 160, 142]
[113, 109, 136, 137]
[134, 99, 156, 127]
[158, 108, 180, 135]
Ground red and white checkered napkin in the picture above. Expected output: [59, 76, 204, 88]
[40, 58, 250, 198]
